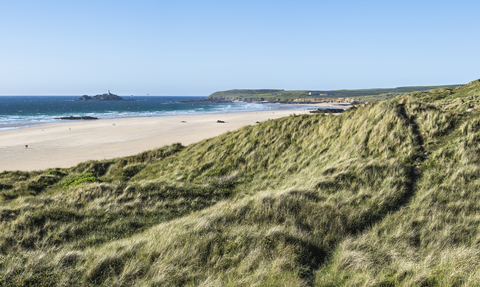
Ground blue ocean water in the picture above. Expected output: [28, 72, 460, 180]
[0, 96, 312, 130]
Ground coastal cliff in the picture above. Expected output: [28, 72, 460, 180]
[206, 85, 461, 103]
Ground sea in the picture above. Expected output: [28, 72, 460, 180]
[0, 96, 315, 131]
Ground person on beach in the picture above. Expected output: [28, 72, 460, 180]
[25, 145, 28, 149]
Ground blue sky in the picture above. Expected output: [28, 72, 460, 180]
[1, 0, 479, 96]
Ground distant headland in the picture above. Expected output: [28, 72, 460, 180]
[77, 90, 135, 101]
[206, 85, 462, 103]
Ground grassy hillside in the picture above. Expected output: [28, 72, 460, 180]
[1, 80, 480, 286]
[316, 80, 480, 285]
[207, 85, 461, 103]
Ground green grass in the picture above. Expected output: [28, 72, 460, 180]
[315, 79, 480, 285]
[1, 79, 480, 286]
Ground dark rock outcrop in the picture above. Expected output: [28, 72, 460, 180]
[309, 108, 345, 114]
[78, 95, 92, 101]
[54, 116, 98, 120]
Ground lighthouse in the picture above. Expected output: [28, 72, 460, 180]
[108, 90, 111, 95]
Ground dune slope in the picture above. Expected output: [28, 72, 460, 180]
[1, 80, 480, 286]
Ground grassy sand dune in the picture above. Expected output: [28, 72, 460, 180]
[317, 80, 480, 285]
[1, 80, 480, 286]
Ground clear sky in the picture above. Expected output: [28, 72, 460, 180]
[1, 0, 479, 96]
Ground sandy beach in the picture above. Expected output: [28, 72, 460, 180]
[0, 104, 346, 172]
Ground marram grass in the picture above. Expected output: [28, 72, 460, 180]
[1, 80, 480, 286]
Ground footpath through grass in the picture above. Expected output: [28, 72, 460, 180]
[316, 79, 480, 285]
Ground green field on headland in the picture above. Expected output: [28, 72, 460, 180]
[207, 85, 461, 103]
[2, 80, 480, 286]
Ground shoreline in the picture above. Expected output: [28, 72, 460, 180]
[0, 101, 347, 131]
[0, 103, 349, 172]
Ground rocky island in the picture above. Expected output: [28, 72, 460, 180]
[77, 90, 134, 101]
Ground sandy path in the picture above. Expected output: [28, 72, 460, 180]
[1, 108, 322, 172]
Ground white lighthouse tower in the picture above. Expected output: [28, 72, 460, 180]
[108, 90, 111, 95]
